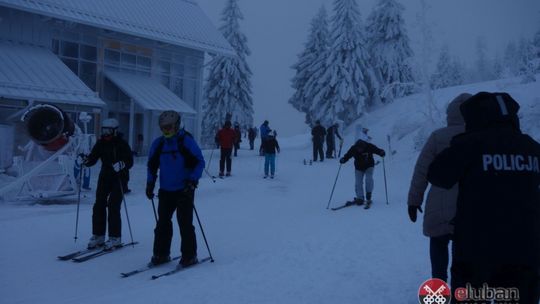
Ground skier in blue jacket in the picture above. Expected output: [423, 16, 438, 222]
[146, 111, 205, 268]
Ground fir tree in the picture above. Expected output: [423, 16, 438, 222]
[431, 46, 462, 89]
[201, 0, 253, 147]
[517, 38, 536, 83]
[503, 41, 520, 77]
[366, 0, 415, 103]
[289, 6, 330, 126]
[306, 0, 376, 127]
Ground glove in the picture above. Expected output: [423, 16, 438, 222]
[339, 158, 347, 164]
[77, 153, 88, 166]
[184, 180, 198, 193]
[146, 183, 155, 200]
[113, 161, 125, 172]
[408, 205, 423, 223]
[380, 150, 386, 157]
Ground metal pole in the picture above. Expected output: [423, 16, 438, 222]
[74, 161, 84, 242]
[193, 203, 214, 262]
[382, 157, 389, 205]
[326, 163, 342, 209]
[118, 177, 135, 246]
[150, 197, 158, 223]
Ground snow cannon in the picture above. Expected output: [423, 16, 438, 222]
[21, 104, 75, 151]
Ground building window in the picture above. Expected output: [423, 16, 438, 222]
[105, 49, 120, 65]
[60, 41, 79, 58]
[61, 58, 79, 75]
[80, 45, 97, 61]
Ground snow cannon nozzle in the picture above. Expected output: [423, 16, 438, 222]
[21, 104, 75, 151]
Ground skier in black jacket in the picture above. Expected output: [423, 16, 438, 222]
[83, 118, 133, 249]
[311, 120, 326, 162]
[427, 92, 540, 304]
[340, 139, 385, 208]
[326, 123, 343, 159]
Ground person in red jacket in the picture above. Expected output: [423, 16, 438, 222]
[215, 120, 236, 177]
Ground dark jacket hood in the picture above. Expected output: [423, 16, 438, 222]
[460, 92, 521, 132]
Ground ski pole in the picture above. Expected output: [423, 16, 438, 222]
[204, 168, 216, 183]
[150, 197, 158, 223]
[382, 157, 389, 205]
[74, 160, 84, 242]
[206, 148, 215, 172]
[193, 203, 214, 262]
[118, 177, 135, 246]
[326, 163, 343, 209]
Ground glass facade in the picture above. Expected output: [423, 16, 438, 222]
[52, 38, 98, 91]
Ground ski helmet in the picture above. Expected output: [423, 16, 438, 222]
[159, 111, 180, 128]
[101, 118, 119, 137]
[159, 111, 180, 137]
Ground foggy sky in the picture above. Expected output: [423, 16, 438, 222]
[196, 0, 540, 136]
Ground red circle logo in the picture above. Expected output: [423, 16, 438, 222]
[418, 278, 452, 304]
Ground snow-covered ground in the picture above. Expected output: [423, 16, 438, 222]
[1, 76, 539, 303]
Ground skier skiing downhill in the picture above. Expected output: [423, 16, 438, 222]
[339, 139, 385, 208]
[427, 92, 540, 303]
[146, 111, 205, 268]
[83, 118, 133, 250]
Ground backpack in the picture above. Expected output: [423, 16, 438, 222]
[148, 131, 199, 178]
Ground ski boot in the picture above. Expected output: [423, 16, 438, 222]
[104, 237, 122, 250]
[178, 256, 198, 268]
[87, 235, 105, 249]
[309, 160, 313, 165]
[148, 255, 171, 267]
[354, 197, 364, 206]
[364, 192, 372, 209]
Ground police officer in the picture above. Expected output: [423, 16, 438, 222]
[427, 92, 540, 303]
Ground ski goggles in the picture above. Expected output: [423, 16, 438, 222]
[101, 127, 116, 136]
[160, 124, 176, 138]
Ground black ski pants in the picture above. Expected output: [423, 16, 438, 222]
[92, 173, 125, 237]
[153, 189, 197, 259]
[430, 234, 452, 282]
[313, 140, 324, 161]
[326, 138, 336, 158]
[220, 148, 232, 174]
[249, 139, 255, 150]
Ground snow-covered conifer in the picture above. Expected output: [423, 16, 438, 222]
[306, 0, 376, 127]
[431, 46, 462, 89]
[365, 0, 415, 103]
[201, 0, 253, 147]
[289, 6, 330, 126]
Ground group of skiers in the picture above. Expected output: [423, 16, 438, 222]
[81, 111, 204, 268]
[77, 90, 540, 301]
[311, 120, 344, 162]
[215, 119, 280, 179]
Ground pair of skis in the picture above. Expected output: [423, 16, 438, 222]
[58, 245, 211, 280]
[57, 242, 139, 262]
[331, 200, 372, 211]
[120, 256, 212, 280]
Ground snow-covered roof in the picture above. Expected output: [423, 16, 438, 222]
[104, 70, 196, 114]
[0, 41, 105, 107]
[0, 0, 235, 56]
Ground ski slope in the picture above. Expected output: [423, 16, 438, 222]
[1, 76, 539, 303]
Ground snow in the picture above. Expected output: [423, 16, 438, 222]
[1, 76, 539, 303]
